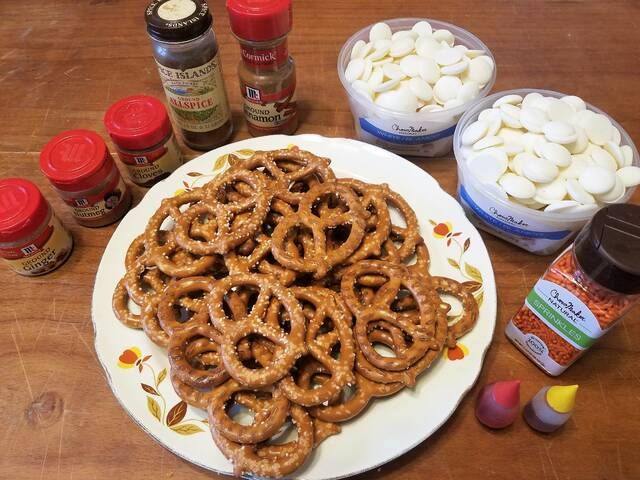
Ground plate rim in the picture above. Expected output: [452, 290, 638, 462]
[91, 133, 497, 479]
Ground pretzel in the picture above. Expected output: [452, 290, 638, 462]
[312, 418, 341, 447]
[209, 404, 314, 478]
[208, 380, 290, 444]
[168, 323, 229, 390]
[157, 276, 215, 335]
[122, 235, 167, 304]
[278, 287, 355, 406]
[271, 182, 367, 278]
[170, 368, 216, 409]
[207, 274, 306, 388]
[430, 276, 480, 348]
[172, 169, 271, 255]
[308, 368, 403, 423]
[112, 277, 143, 329]
[140, 296, 170, 348]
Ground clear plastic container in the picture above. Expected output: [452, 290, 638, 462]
[453, 88, 639, 255]
[337, 18, 496, 157]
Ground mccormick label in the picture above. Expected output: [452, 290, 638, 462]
[63, 175, 128, 221]
[241, 42, 289, 68]
[506, 279, 603, 375]
[156, 54, 231, 133]
[117, 134, 183, 185]
[0, 214, 72, 276]
[241, 81, 297, 133]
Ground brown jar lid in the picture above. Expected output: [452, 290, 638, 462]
[574, 203, 640, 295]
[145, 0, 212, 42]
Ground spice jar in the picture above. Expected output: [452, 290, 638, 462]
[506, 204, 640, 375]
[0, 178, 73, 276]
[104, 95, 184, 187]
[226, 0, 298, 136]
[145, 0, 233, 151]
[39, 130, 132, 227]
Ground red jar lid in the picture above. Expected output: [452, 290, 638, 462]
[226, 0, 292, 42]
[0, 178, 50, 243]
[39, 129, 113, 192]
[104, 95, 172, 151]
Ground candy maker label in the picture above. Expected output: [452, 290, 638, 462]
[525, 279, 602, 349]
[459, 185, 572, 240]
[156, 55, 231, 133]
[359, 118, 456, 145]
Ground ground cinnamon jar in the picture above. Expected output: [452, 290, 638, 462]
[506, 204, 640, 375]
[226, 0, 298, 136]
[104, 95, 184, 187]
[0, 178, 72, 276]
[146, 0, 233, 151]
[39, 130, 132, 227]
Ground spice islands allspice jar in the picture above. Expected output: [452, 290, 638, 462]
[0, 178, 73, 276]
[145, 0, 233, 151]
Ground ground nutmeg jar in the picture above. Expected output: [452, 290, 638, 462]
[39, 130, 132, 227]
[506, 203, 640, 375]
[145, 0, 233, 150]
[226, 0, 298, 136]
[104, 95, 184, 187]
[0, 178, 73, 276]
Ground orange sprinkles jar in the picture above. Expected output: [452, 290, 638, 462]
[506, 204, 640, 376]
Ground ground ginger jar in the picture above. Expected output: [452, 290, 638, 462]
[0, 178, 73, 276]
[506, 203, 640, 375]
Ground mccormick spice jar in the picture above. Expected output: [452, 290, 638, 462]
[104, 95, 184, 187]
[39, 130, 132, 228]
[506, 204, 640, 375]
[0, 178, 72, 276]
[226, 0, 298, 136]
[145, 0, 233, 151]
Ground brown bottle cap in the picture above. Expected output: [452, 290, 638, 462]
[574, 203, 640, 295]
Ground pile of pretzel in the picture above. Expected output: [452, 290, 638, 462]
[112, 148, 479, 478]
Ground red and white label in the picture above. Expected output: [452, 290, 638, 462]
[241, 42, 289, 68]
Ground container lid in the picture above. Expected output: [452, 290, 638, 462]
[145, 0, 212, 42]
[39, 129, 112, 191]
[104, 95, 172, 151]
[226, 0, 292, 42]
[574, 203, 640, 294]
[0, 178, 49, 243]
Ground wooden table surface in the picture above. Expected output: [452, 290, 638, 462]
[2, 1, 639, 479]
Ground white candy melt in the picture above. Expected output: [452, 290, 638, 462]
[521, 155, 559, 183]
[499, 173, 536, 199]
[375, 89, 418, 112]
[468, 149, 508, 182]
[543, 121, 577, 144]
[408, 77, 433, 101]
[616, 166, 640, 187]
[461, 120, 488, 146]
[370, 22, 392, 42]
[345, 58, 365, 82]
[473, 135, 503, 151]
[412, 21, 433, 37]
[433, 75, 462, 103]
[578, 166, 616, 194]
[538, 143, 571, 167]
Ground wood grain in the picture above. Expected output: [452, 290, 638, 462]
[1, 1, 639, 479]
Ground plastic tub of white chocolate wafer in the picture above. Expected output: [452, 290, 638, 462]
[453, 88, 639, 255]
[338, 18, 496, 157]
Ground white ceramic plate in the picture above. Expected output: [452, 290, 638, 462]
[92, 134, 496, 480]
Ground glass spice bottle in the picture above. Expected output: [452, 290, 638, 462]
[226, 0, 298, 136]
[39, 130, 132, 228]
[0, 178, 73, 276]
[145, 0, 233, 150]
[506, 204, 640, 376]
[104, 95, 184, 187]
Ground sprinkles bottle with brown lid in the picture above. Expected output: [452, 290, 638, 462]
[0, 178, 73, 276]
[39, 129, 132, 227]
[506, 203, 640, 375]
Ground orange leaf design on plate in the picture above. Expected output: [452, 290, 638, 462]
[444, 343, 469, 361]
[166, 401, 187, 427]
